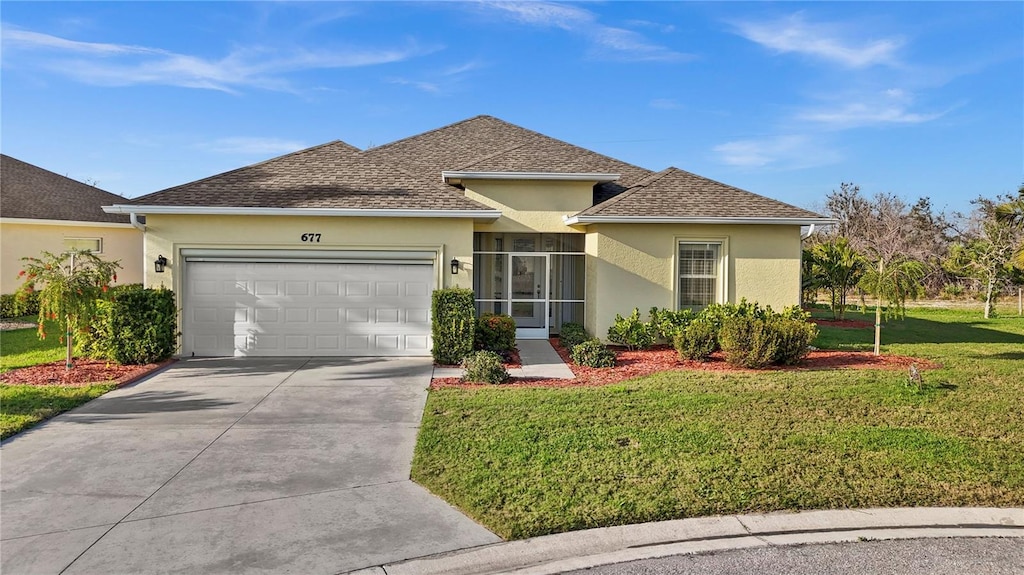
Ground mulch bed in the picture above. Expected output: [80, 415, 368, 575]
[431, 338, 941, 389]
[435, 348, 522, 369]
[0, 359, 175, 387]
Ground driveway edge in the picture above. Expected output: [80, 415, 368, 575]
[345, 507, 1024, 575]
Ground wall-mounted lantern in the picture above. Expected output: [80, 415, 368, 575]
[154, 255, 168, 273]
[450, 258, 459, 275]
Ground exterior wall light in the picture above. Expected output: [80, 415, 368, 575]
[450, 258, 459, 275]
[154, 255, 168, 273]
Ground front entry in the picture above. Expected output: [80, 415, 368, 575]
[473, 232, 585, 339]
[509, 254, 549, 339]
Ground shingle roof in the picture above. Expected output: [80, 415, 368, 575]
[0, 154, 132, 224]
[574, 167, 825, 220]
[364, 115, 652, 200]
[130, 141, 492, 211]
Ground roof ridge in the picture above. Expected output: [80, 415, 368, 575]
[486, 117, 652, 175]
[366, 115, 496, 154]
[131, 140, 355, 202]
[1, 153, 128, 201]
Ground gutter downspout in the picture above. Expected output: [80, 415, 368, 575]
[800, 223, 816, 240]
[129, 212, 146, 232]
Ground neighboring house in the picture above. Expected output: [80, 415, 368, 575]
[103, 116, 831, 357]
[0, 154, 144, 294]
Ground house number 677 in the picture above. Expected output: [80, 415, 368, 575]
[300, 233, 322, 242]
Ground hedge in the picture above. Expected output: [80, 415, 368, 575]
[431, 288, 476, 365]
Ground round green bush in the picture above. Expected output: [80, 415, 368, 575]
[475, 313, 516, 352]
[462, 350, 510, 384]
[674, 320, 717, 362]
[559, 322, 589, 352]
[570, 339, 616, 368]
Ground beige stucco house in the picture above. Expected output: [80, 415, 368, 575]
[102, 116, 830, 357]
[0, 154, 144, 294]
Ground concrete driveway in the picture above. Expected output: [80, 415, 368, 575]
[0, 357, 500, 574]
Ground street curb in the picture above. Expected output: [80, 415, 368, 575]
[344, 507, 1024, 575]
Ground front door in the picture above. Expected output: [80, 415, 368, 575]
[509, 253, 549, 339]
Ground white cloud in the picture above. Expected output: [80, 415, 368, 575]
[485, 1, 594, 30]
[798, 103, 944, 128]
[479, 2, 692, 63]
[1, 26, 433, 93]
[590, 27, 692, 62]
[649, 98, 684, 110]
[797, 89, 947, 128]
[197, 137, 309, 155]
[732, 13, 903, 68]
[388, 77, 442, 94]
[713, 135, 841, 170]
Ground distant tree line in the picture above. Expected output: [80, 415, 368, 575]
[804, 183, 1024, 333]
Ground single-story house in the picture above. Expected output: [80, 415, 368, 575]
[103, 116, 831, 357]
[0, 154, 144, 294]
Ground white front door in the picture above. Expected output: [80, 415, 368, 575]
[183, 261, 433, 357]
[508, 253, 549, 339]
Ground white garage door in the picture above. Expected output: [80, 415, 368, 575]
[183, 261, 433, 357]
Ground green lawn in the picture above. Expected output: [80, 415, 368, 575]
[0, 384, 114, 439]
[0, 318, 64, 372]
[1, 318, 111, 439]
[412, 306, 1024, 539]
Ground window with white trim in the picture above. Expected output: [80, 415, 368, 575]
[678, 242, 720, 309]
[63, 237, 102, 253]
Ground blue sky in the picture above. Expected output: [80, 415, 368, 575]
[2, 1, 1021, 214]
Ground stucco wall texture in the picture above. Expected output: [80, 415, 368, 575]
[1, 222, 143, 293]
[585, 223, 803, 340]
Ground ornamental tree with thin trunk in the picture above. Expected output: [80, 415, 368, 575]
[15, 249, 121, 371]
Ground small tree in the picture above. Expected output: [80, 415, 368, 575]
[810, 237, 866, 320]
[15, 250, 121, 370]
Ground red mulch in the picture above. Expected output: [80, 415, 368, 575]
[431, 338, 941, 389]
[0, 359, 174, 387]
[811, 318, 874, 329]
[435, 348, 522, 369]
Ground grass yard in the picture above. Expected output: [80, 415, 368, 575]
[1, 319, 110, 439]
[412, 306, 1024, 539]
[0, 318, 63, 372]
[0, 384, 114, 439]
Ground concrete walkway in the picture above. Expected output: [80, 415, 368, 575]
[348, 507, 1024, 575]
[433, 339, 575, 380]
[0, 357, 500, 575]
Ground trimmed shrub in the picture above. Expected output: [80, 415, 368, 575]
[718, 316, 779, 369]
[773, 318, 818, 365]
[673, 320, 717, 362]
[462, 350, 509, 384]
[82, 288, 177, 365]
[475, 313, 516, 352]
[606, 308, 656, 351]
[558, 322, 589, 352]
[1, 291, 40, 319]
[570, 339, 616, 368]
[432, 288, 476, 365]
[648, 307, 695, 341]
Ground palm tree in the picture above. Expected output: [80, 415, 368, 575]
[811, 238, 866, 320]
[995, 190, 1024, 268]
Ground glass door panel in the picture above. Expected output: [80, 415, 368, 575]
[510, 254, 548, 336]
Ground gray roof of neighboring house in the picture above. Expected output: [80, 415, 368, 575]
[575, 167, 825, 220]
[0, 154, 132, 224]
[129, 141, 492, 211]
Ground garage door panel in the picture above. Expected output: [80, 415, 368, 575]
[184, 261, 434, 357]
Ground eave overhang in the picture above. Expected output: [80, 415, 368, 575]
[442, 171, 620, 185]
[103, 205, 501, 220]
[563, 215, 837, 226]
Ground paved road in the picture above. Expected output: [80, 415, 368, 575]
[1, 357, 500, 574]
[564, 537, 1024, 575]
